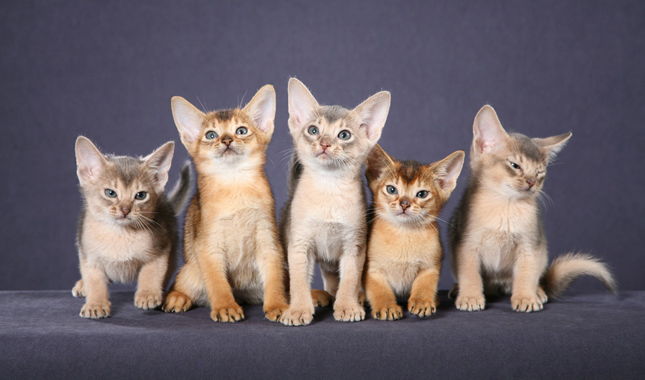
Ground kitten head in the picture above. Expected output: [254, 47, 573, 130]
[366, 145, 465, 226]
[287, 78, 390, 174]
[75, 136, 174, 227]
[171, 85, 276, 176]
[470, 105, 572, 199]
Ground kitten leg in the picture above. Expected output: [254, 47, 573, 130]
[256, 227, 289, 322]
[454, 244, 486, 311]
[79, 263, 111, 319]
[198, 244, 244, 322]
[511, 249, 547, 313]
[310, 264, 336, 307]
[408, 268, 440, 318]
[281, 240, 316, 326]
[72, 279, 85, 298]
[163, 261, 201, 313]
[364, 271, 401, 321]
[333, 244, 366, 322]
[134, 249, 170, 310]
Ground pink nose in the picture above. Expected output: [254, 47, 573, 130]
[400, 199, 410, 211]
[222, 137, 232, 146]
[526, 179, 536, 188]
[121, 207, 131, 216]
[321, 141, 331, 151]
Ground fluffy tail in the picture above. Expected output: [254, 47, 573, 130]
[543, 252, 617, 298]
[168, 160, 192, 215]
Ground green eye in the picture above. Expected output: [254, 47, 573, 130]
[416, 190, 429, 199]
[206, 131, 218, 140]
[386, 185, 397, 195]
[135, 191, 147, 200]
[236, 127, 248, 135]
[308, 126, 319, 135]
[105, 189, 117, 198]
[509, 161, 520, 170]
[338, 130, 351, 140]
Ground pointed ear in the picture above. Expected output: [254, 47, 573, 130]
[365, 144, 395, 183]
[144, 141, 175, 190]
[243, 84, 276, 138]
[533, 132, 572, 162]
[75, 136, 108, 184]
[352, 91, 391, 145]
[171, 96, 206, 147]
[288, 78, 319, 132]
[433, 150, 465, 194]
[473, 105, 508, 155]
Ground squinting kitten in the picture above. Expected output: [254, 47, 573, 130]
[73, 136, 191, 318]
[449, 105, 616, 312]
[364, 145, 464, 320]
[280, 78, 391, 326]
[162, 85, 289, 323]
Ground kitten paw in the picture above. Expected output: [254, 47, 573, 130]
[210, 304, 245, 323]
[537, 286, 549, 304]
[80, 302, 111, 319]
[71, 280, 85, 298]
[333, 303, 365, 322]
[311, 289, 333, 307]
[263, 303, 289, 322]
[455, 294, 486, 311]
[371, 304, 403, 321]
[134, 291, 162, 310]
[511, 293, 544, 312]
[408, 298, 437, 317]
[280, 307, 314, 326]
[162, 291, 193, 313]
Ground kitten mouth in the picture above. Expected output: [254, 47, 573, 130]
[219, 146, 239, 157]
[316, 150, 331, 159]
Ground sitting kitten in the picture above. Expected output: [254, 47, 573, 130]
[73, 136, 191, 318]
[449, 105, 616, 312]
[280, 78, 391, 326]
[364, 145, 464, 320]
[162, 85, 289, 323]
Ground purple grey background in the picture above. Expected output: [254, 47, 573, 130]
[1, 0, 643, 292]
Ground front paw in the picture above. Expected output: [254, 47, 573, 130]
[280, 307, 314, 326]
[333, 303, 365, 322]
[263, 302, 289, 322]
[162, 290, 193, 313]
[210, 304, 245, 323]
[72, 280, 85, 298]
[455, 293, 486, 311]
[134, 290, 162, 310]
[311, 289, 334, 307]
[80, 301, 111, 319]
[371, 303, 403, 321]
[408, 297, 437, 317]
[511, 293, 544, 312]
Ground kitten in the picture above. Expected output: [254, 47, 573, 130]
[280, 78, 391, 326]
[162, 85, 289, 323]
[364, 145, 464, 320]
[73, 136, 191, 318]
[449, 105, 616, 312]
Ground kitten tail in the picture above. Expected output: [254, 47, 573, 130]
[168, 161, 192, 215]
[543, 252, 617, 298]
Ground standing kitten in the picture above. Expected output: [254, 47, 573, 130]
[280, 78, 391, 326]
[449, 105, 616, 312]
[162, 85, 289, 323]
[364, 145, 464, 320]
[73, 136, 191, 318]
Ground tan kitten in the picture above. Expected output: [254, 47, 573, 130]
[449, 105, 616, 312]
[364, 145, 464, 320]
[280, 78, 391, 326]
[162, 85, 289, 323]
[73, 136, 191, 318]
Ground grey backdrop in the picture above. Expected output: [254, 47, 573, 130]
[1, 0, 643, 292]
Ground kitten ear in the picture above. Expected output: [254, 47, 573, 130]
[365, 144, 395, 182]
[473, 105, 508, 155]
[242, 84, 276, 138]
[288, 78, 319, 132]
[433, 150, 465, 194]
[75, 136, 108, 184]
[352, 91, 391, 145]
[171, 96, 206, 147]
[533, 132, 572, 162]
[144, 141, 175, 190]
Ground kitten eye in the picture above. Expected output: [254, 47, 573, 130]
[308, 126, 319, 135]
[416, 190, 429, 199]
[206, 131, 218, 140]
[509, 161, 521, 170]
[338, 130, 351, 140]
[104, 189, 117, 198]
[134, 191, 147, 200]
[386, 185, 398, 195]
[236, 127, 248, 135]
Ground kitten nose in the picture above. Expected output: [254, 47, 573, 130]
[222, 136, 233, 146]
[321, 140, 331, 151]
[400, 199, 410, 211]
[526, 178, 536, 188]
[121, 206, 131, 217]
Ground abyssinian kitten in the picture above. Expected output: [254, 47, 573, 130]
[162, 85, 289, 323]
[280, 78, 391, 326]
[449, 105, 616, 312]
[364, 145, 464, 320]
[73, 136, 191, 318]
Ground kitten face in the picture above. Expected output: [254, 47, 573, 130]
[470, 105, 572, 200]
[367, 145, 464, 226]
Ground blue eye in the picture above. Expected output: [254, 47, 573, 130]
[105, 189, 117, 198]
[416, 190, 429, 199]
[236, 127, 248, 135]
[206, 131, 218, 140]
[338, 130, 351, 140]
[308, 126, 318, 135]
[386, 185, 397, 195]
[509, 161, 520, 170]
[135, 191, 147, 200]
